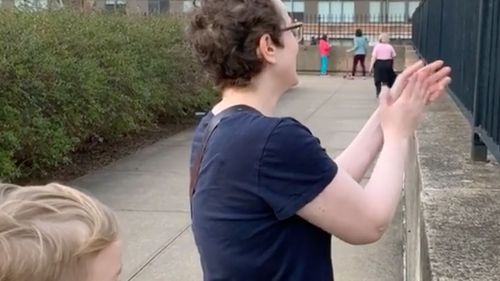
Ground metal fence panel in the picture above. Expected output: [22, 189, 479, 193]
[301, 13, 412, 44]
[413, 0, 500, 162]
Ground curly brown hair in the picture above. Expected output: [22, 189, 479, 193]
[187, 0, 285, 90]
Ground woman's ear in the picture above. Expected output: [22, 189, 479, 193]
[256, 34, 277, 64]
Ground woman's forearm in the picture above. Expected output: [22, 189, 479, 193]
[363, 138, 408, 232]
[370, 56, 376, 70]
[335, 108, 383, 182]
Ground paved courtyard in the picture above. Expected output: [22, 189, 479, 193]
[72, 76, 403, 281]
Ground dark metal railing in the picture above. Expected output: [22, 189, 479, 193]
[301, 14, 412, 43]
[413, 0, 500, 162]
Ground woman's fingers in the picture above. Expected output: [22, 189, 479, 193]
[391, 60, 424, 97]
[391, 60, 444, 100]
[426, 77, 452, 104]
[417, 60, 445, 76]
[401, 74, 418, 102]
[391, 60, 449, 105]
[425, 66, 451, 95]
[402, 60, 426, 78]
[420, 71, 443, 102]
[428, 68, 451, 88]
[411, 70, 429, 103]
[426, 66, 451, 84]
[408, 61, 448, 102]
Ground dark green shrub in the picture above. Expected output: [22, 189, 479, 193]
[0, 10, 217, 180]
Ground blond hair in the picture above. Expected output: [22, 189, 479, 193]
[0, 183, 119, 281]
[379, 33, 390, 43]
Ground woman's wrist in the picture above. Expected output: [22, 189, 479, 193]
[383, 133, 410, 147]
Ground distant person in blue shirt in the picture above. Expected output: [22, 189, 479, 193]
[187, 0, 452, 280]
[347, 29, 369, 77]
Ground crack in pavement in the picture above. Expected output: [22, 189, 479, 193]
[128, 223, 192, 281]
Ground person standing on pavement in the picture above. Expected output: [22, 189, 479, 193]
[187, 0, 451, 280]
[370, 33, 397, 97]
[347, 28, 369, 77]
[310, 35, 317, 46]
[318, 34, 330, 75]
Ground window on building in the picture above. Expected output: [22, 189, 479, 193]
[148, 0, 168, 14]
[148, 0, 158, 13]
[388, 1, 405, 22]
[105, 0, 126, 4]
[369, 1, 382, 23]
[15, 0, 48, 9]
[330, 1, 342, 19]
[183, 0, 193, 12]
[317, 1, 354, 23]
[318, 1, 330, 21]
[105, 0, 126, 12]
[342, 1, 354, 22]
[409, 1, 420, 19]
[283, 1, 305, 21]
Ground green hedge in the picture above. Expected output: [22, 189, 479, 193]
[0, 10, 216, 180]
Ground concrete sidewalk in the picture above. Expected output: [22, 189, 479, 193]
[72, 76, 403, 281]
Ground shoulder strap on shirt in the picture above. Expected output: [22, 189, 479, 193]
[189, 105, 260, 203]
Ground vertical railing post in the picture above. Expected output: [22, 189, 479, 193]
[437, 0, 443, 59]
[471, 0, 488, 161]
[317, 14, 321, 38]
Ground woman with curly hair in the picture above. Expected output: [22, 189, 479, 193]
[187, 0, 451, 280]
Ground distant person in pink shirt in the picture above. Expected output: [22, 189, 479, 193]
[318, 34, 330, 75]
[370, 33, 397, 97]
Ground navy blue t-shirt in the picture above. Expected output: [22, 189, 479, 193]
[190, 108, 338, 281]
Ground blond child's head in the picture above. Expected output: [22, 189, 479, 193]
[0, 183, 121, 281]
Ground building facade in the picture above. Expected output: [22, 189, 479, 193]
[1, 0, 421, 21]
[171, 0, 421, 22]
[287, 0, 421, 21]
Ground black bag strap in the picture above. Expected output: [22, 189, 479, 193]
[189, 105, 260, 202]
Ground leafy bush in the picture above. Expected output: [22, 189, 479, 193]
[0, 10, 216, 180]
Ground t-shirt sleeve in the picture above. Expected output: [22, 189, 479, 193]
[391, 46, 397, 57]
[372, 44, 379, 58]
[258, 118, 338, 220]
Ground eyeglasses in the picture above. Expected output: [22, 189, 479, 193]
[281, 22, 303, 42]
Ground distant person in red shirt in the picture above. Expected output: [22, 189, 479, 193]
[318, 34, 330, 76]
